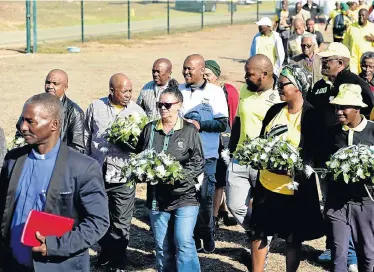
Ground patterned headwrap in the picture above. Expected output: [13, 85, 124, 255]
[280, 64, 311, 94]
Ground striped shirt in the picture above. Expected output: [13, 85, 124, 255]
[136, 81, 168, 120]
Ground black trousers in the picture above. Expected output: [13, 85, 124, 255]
[99, 182, 136, 267]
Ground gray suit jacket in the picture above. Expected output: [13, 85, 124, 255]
[0, 143, 109, 272]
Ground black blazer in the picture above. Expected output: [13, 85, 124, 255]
[0, 143, 109, 272]
[259, 101, 324, 241]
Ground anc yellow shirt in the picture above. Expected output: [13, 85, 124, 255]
[343, 22, 374, 74]
[238, 85, 281, 144]
[260, 106, 302, 195]
[257, 34, 277, 67]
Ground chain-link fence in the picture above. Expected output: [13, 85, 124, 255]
[0, 1, 276, 52]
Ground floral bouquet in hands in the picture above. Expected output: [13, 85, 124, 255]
[326, 144, 374, 184]
[7, 136, 26, 151]
[107, 113, 149, 150]
[121, 149, 184, 186]
[232, 137, 304, 190]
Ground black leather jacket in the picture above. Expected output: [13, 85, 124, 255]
[16, 95, 85, 152]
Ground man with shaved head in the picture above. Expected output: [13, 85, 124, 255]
[179, 54, 229, 253]
[15, 69, 85, 152]
[137, 58, 177, 119]
[84, 73, 145, 270]
[226, 55, 281, 244]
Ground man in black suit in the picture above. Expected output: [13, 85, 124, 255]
[0, 93, 109, 272]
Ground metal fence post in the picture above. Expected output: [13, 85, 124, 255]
[127, 0, 131, 39]
[256, 0, 259, 21]
[81, 0, 84, 43]
[26, 0, 31, 53]
[201, 0, 204, 29]
[167, 0, 170, 34]
[230, 0, 233, 25]
[32, 0, 37, 53]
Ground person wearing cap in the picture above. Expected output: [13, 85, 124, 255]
[204, 60, 239, 228]
[250, 17, 285, 77]
[306, 42, 373, 270]
[250, 64, 324, 272]
[322, 83, 374, 272]
[343, 8, 374, 74]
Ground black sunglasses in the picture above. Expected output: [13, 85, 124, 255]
[156, 101, 179, 109]
[277, 82, 293, 90]
[301, 44, 313, 48]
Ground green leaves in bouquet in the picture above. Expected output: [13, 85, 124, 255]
[326, 144, 374, 184]
[7, 136, 26, 151]
[121, 149, 184, 186]
[107, 114, 149, 148]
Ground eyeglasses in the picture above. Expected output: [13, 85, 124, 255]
[156, 101, 179, 109]
[301, 44, 313, 48]
[277, 82, 294, 90]
[321, 58, 341, 63]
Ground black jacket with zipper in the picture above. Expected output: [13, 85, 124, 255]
[136, 119, 205, 211]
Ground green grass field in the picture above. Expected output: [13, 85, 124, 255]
[0, 1, 275, 31]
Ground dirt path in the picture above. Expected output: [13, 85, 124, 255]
[0, 23, 332, 271]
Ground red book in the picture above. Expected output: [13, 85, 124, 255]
[21, 210, 74, 247]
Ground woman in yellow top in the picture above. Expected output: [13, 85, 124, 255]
[250, 65, 324, 272]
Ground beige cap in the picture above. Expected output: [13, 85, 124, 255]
[317, 42, 351, 59]
[330, 84, 367, 108]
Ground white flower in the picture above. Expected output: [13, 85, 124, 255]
[100, 147, 109, 153]
[147, 172, 154, 180]
[356, 168, 364, 178]
[252, 154, 259, 162]
[290, 153, 298, 163]
[135, 167, 144, 178]
[287, 181, 299, 190]
[281, 153, 288, 160]
[221, 148, 231, 166]
[15, 137, 25, 145]
[163, 157, 173, 166]
[132, 127, 142, 136]
[260, 153, 267, 160]
[329, 160, 339, 169]
[304, 165, 315, 178]
[339, 153, 348, 160]
[139, 159, 147, 165]
[155, 165, 166, 177]
[132, 113, 141, 122]
[264, 147, 271, 153]
[341, 163, 350, 173]
[351, 158, 359, 164]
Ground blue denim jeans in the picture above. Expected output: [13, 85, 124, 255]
[195, 157, 217, 238]
[149, 206, 200, 272]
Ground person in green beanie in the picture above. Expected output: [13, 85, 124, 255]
[204, 60, 239, 229]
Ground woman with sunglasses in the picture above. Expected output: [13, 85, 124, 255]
[136, 80, 204, 272]
[250, 64, 324, 272]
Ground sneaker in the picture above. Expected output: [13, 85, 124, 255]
[203, 233, 216, 254]
[348, 264, 358, 272]
[318, 249, 332, 263]
[195, 237, 203, 252]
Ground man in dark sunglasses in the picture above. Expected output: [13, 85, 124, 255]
[290, 33, 322, 86]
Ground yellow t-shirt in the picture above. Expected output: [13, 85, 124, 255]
[237, 85, 281, 144]
[329, 9, 340, 21]
[343, 22, 374, 74]
[111, 102, 125, 115]
[259, 106, 302, 195]
[257, 34, 277, 67]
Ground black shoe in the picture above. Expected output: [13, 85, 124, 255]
[195, 237, 203, 252]
[97, 252, 110, 267]
[203, 233, 215, 254]
[218, 210, 238, 226]
[213, 216, 219, 231]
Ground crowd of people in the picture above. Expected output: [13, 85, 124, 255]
[0, 1, 373, 272]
